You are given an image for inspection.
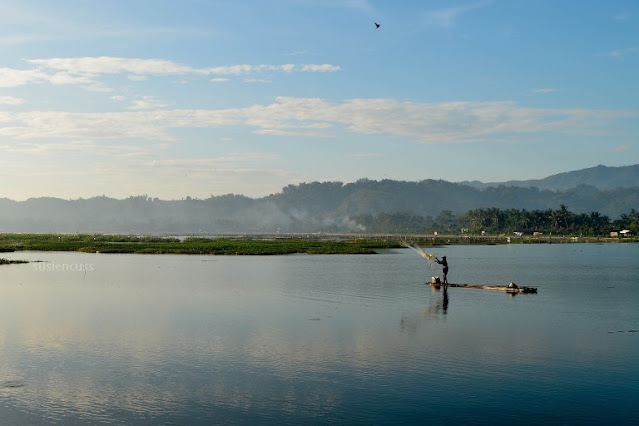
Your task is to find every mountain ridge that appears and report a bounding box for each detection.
[1,165,637,233]
[460,164,639,191]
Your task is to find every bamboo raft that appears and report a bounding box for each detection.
[427,282,538,294]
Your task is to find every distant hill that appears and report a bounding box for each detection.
[461,164,639,191]
[1,170,638,233]
[266,179,639,223]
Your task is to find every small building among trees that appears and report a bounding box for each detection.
[611,229,633,237]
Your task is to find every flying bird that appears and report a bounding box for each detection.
[375,22,380,29]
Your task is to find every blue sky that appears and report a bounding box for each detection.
[1,0,637,200]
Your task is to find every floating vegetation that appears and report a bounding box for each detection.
[0,258,29,265]
[0,233,402,255]
[0,379,26,389]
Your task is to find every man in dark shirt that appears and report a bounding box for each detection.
[434,256,449,284]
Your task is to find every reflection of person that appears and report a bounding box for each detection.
[442,285,449,314]
[434,256,448,284]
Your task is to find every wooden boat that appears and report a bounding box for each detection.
[427,282,538,294]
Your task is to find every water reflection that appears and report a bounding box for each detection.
[426,284,450,316]
[0,246,638,424]
[400,284,451,333]
[442,286,449,314]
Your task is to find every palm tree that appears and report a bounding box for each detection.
[550,205,571,234]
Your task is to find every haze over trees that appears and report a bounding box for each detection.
[1,164,638,235]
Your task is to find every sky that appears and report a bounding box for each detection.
[1,0,638,200]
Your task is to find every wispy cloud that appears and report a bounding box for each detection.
[0,1,217,46]
[301,64,341,72]
[0,66,110,91]
[128,96,169,111]
[530,88,558,94]
[610,47,639,60]
[244,78,272,84]
[145,154,275,169]
[27,57,340,76]
[0,57,341,91]
[254,128,327,137]
[27,57,208,76]
[0,96,24,105]
[0,140,150,157]
[1,97,634,144]
[423,1,491,28]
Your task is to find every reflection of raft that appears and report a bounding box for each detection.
[427,283,538,294]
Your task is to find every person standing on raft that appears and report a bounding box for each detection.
[434,256,449,285]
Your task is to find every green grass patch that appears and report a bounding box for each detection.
[0,233,402,255]
[0,258,29,265]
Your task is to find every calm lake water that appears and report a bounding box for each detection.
[1,244,638,425]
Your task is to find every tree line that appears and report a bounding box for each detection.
[352,206,639,236]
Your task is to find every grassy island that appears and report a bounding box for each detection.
[0,233,635,256]
[0,233,403,255]
[0,258,29,265]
